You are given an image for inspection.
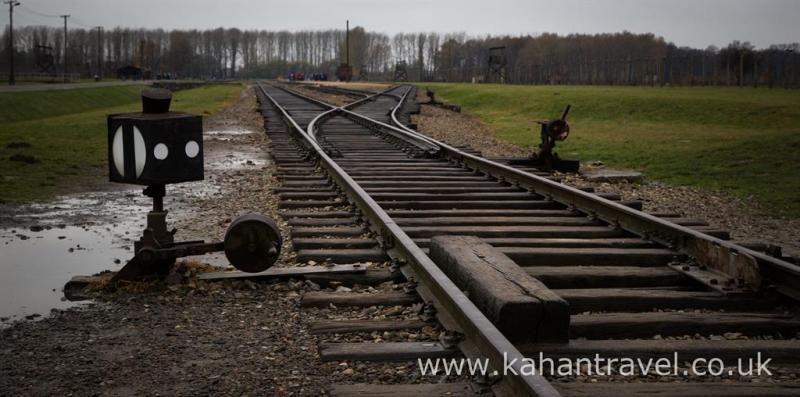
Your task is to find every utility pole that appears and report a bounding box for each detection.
[739,49,744,87]
[345,20,349,67]
[60,14,70,81]
[5,0,20,85]
[95,26,103,79]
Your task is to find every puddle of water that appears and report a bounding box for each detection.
[0,223,137,325]
[0,187,179,324]
[0,182,234,325]
[2,189,150,227]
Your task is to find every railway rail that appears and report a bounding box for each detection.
[254,81,800,396]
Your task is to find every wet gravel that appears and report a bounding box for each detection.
[0,279,445,396]
[412,92,529,158]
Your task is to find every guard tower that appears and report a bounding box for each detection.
[35,45,56,76]
[486,46,507,83]
[393,61,408,81]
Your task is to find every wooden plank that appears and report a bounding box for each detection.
[386,209,576,218]
[330,383,486,397]
[296,248,390,263]
[571,311,800,339]
[197,265,366,281]
[290,227,366,237]
[402,226,627,239]
[502,247,677,267]
[353,175,489,182]
[301,291,421,308]
[279,210,353,218]
[273,186,333,192]
[365,186,520,193]
[555,288,770,313]
[377,200,561,210]
[557,382,800,397]
[309,318,428,334]
[527,266,686,288]
[292,238,377,250]
[522,339,800,362]
[413,237,655,249]
[394,216,599,227]
[482,237,656,248]
[305,269,401,287]
[429,235,569,343]
[280,192,339,199]
[319,342,459,361]
[279,200,344,209]
[288,218,355,226]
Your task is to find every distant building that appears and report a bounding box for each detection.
[117,65,143,80]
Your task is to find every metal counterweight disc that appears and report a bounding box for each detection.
[223,214,282,273]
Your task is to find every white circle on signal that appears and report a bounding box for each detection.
[112,126,125,177]
[184,140,200,158]
[133,126,146,177]
[153,143,169,160]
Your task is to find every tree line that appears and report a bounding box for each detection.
[1,25,798,87]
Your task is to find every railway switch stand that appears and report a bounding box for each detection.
[422,88,461,112]
[510,104,579,172]
[425,87,438,104]
[107,89,282,282]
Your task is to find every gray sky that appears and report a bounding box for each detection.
[9,0,800,49]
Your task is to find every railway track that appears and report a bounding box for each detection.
[254,82,800,396]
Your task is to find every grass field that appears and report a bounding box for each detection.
[0,83,242,203]
[421,83,800,217]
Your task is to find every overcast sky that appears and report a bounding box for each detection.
[8,0,800,49]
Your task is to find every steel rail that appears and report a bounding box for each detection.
[385,85,800,299]
[277,84,440,155]
[257,81,560,397]
[390,85,442,148]
[282,83,402,110]
[295,82,378,98]
[342,85,401,109]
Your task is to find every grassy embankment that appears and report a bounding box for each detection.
[421,83,800,217]
[0,83,242,203]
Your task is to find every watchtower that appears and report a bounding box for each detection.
[393,61,408,81]
[35,45,56,76]
[487,46,507,83]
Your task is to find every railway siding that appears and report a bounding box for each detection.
[257,82,800,396]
